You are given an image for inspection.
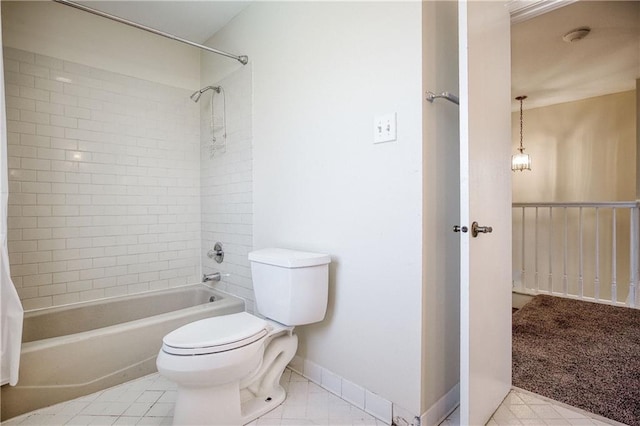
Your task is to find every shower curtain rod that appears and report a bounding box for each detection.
[52,0,249,65]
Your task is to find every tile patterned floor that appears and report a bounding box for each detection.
[443,388,624,426]
[1,369,386,426]
[2,371,625,426]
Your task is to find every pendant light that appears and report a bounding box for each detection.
[511,95,531,172]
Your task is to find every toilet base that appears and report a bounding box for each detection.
[239,332,298,424]
[240,385,286,424]
[172,381,288,425]
[168,331,298,425]
[173,381,242,426]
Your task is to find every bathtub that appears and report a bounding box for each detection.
[0,284,244,421]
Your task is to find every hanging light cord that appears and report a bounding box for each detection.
[511,95,530,172]
[516,95,527,153]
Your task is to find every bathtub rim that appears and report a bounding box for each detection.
[21,284,245,349]
[23,282,225,316]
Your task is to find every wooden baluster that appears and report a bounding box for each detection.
[535,207,539,293]
[521,207,526,292]
[595,207,600,301]
[578,207,583,298]
[548,206,553,294]
[628,206,638,308]
[563,207,568,296]
[612,208,617,304]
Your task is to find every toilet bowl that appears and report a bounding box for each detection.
[156,248,330,426]
[157,312,296,425]
[158,312,270,387]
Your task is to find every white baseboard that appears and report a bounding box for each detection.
[290,356,459,426]
[420,382,459,426]
[289,355,402,425]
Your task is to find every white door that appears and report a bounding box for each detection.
[459,1,513,425]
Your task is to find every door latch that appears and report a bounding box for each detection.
[471,221,493,238]
[453,225,468,233]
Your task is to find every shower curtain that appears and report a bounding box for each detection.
[0,2,24,386]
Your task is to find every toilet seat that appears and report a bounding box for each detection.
[162,312,270,356]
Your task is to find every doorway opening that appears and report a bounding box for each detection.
[510,2,640,424]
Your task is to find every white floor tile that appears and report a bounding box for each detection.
[440,389,624,426]
[553,406,589,420]
[508,404,538,419]
[566,419,600,426]
[3,372,627,426]
[135,391,163,404]
[519,420,546,425]
[122,402,154,417]
[1,368,391,426]
[529,405,563,419]
[543,419,572,425]
[112,417,141,425]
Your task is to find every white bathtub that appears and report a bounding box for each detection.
[0,284,244,421]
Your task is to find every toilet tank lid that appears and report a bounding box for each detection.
[249,248,331,268]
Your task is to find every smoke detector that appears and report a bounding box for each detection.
[562,27,591,43]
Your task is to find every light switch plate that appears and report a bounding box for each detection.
[373,113,397,144]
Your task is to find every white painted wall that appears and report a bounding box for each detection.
[1,1,199,89]
[512,91,636,203]
[512,91,637,304]
[202,1,424,415]
[421,0,461,417]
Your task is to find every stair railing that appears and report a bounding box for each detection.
[512,201,640,308]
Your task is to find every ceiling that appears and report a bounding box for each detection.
[75,1,250,44]
[511,1,640,110]
[74,1,638,111]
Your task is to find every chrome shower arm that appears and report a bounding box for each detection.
[190,86,221,103]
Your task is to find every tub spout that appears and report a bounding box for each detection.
[202,272,230,283]
[203,273,221,282]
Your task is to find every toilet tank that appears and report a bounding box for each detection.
[248,248,331,326]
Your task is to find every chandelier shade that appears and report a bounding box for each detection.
[511,148,531,171]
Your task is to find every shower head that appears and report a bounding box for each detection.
[190,85,221,103]
[190,90,203,103]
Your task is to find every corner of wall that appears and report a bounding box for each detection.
[199,63,255,308]
[420,382,459,426]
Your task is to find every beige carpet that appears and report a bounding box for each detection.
[512,295,640,426]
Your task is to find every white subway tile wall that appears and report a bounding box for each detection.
[4,47,203,310]
[199,66,255,310]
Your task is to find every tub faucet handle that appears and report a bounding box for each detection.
[207,242,224,264]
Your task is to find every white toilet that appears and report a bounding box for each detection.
[156,248,331,425]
